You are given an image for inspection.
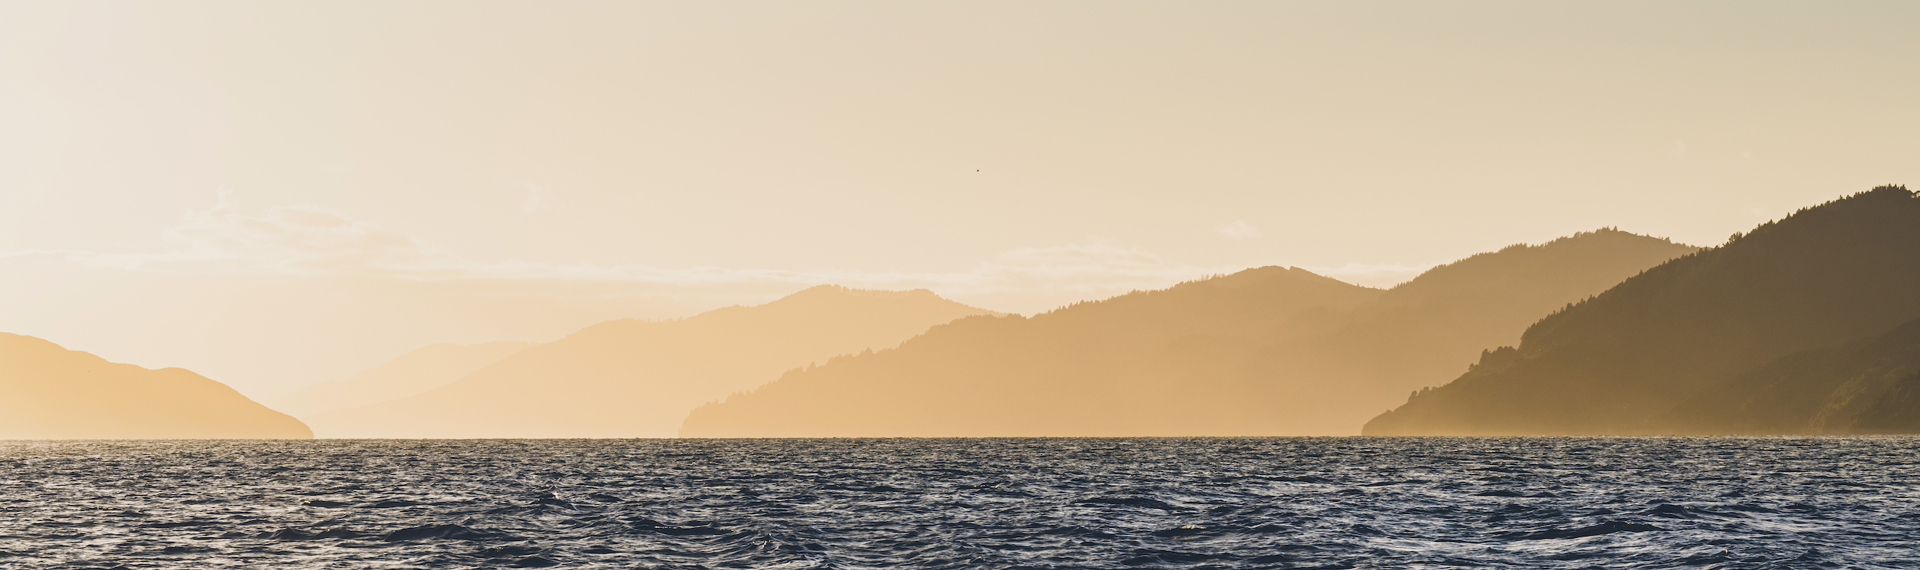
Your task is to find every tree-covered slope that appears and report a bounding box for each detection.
[1664,317,1920,434]
[683,228,1694,437]
[1240,228,1697,431]
[1366,186,1920,435]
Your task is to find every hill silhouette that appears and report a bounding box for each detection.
[0,333,312,439]
[1365,186,1920,435]
[681,230,1692,437]
[268,341,530,418]
[1238,229,1699,432]
[1664,316,1920,434]
[682,267,1379,437]
[305,286,994,438]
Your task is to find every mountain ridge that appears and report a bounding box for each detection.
[1365,185,1920,435]
[305,285,996,438]
[0,333,312,439]
[681,266,1385,437]
[680,229,1695,437]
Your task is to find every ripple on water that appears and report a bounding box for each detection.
[1,437,1917,568]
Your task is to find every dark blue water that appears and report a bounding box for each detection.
[2,438,1916,569]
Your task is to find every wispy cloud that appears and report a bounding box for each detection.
[1217,219,1263,240]
[452,238,1232,300]
[70,191,464,275]
[522,185,550,214]
[16,199,1254,302]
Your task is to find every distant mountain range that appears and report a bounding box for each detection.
[680,229,1695,437]
[0,333,311,439]
[268,341,531,418]
[304,286,995,438]
[1366,186,1920,435]
[1236,228,1701,433]
[14,187,1909,439]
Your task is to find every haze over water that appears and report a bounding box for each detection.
[4,2,1917,396]
[5,2,1920,568]
[5,438,1916,568]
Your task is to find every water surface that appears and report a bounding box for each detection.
[2,438,1915,568]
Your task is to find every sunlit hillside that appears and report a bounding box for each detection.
[680,229,1693,437]
[305,286,995,437]
[0,333,311,439]
[1367,186,1920,435]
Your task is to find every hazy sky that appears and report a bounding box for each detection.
[3,1,1917,395]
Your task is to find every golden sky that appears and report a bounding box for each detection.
[2,1,1916,395]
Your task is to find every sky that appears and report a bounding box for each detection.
[2,1,1917,396]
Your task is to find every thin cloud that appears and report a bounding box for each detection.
[523,185,550,214]
[73,193,462,275]
[1301,262,1436,288]
[1218,220,1263,240]
[27,200,1247,300]
[4,199,1458,314]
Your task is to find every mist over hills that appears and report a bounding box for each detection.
[682,267,1378,437]
[269,341,531,418]
[1366,186,1920,435]
[1667,317,1920,434]
[680,229,1694,437]
[0,333,311,439]
[1239,229,1700,431]
[304,286,994,438]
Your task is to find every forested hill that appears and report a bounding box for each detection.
[1232,228,1697,432]
[1366,186,1920,435]
[1663,316,1920,434]
[681,266,1384,437]
[680,228,1693,437]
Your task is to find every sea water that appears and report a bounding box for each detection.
[2,437,1915,568]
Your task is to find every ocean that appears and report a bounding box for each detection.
[2,437,1915,568]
